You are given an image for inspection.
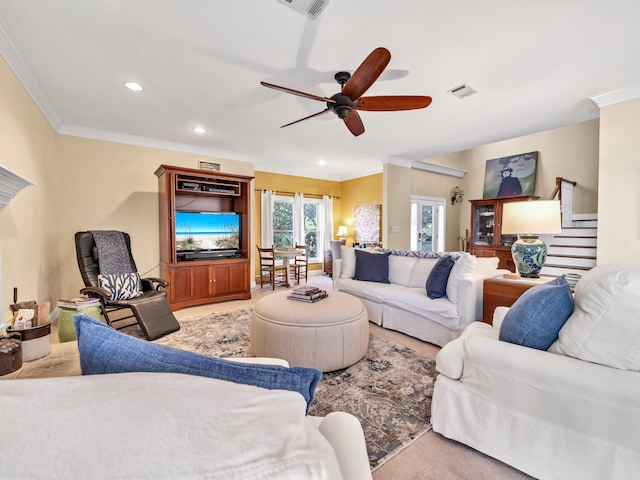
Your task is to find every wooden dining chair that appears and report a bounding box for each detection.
[256,245,286,290]
[292,244,309,285]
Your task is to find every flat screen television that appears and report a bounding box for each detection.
[175,211,241,261]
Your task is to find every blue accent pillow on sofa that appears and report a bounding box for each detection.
[73,315,322,411]
[426,255,456,299]
[499,276,574,350]
[354,249,391,283]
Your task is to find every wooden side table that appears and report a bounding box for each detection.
[483,276,555,324]
[324,249,333,276]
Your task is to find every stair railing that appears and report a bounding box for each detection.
[551,177,577,228]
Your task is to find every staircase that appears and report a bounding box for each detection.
[541,214,597,278]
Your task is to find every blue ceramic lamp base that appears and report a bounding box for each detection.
[511,235,547,278]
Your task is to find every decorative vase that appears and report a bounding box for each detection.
[510,235,547,278]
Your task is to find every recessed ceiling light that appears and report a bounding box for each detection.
[193,127,206,134]
[318,159,327,166]
[124,82,143,91]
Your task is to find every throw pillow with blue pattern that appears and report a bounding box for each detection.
[98,272,143,300]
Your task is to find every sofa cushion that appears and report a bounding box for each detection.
[408,257,438,288]
[98,272,143,300]
[446,253,477,304]
[426,255,456,299]
[339,245,356,279]
[549,264,640,371]
[476,256,500,273]
[499,276,574,350]
[354,249,391,283]
[388,255,418,286]
[0,372,344,480]
[74,314,322,411]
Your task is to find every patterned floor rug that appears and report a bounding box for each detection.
[123,308,436,469]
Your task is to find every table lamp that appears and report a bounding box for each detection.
[501,200,562,278]
[336,225,348,239]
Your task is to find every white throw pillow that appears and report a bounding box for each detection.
[445,253,477,304]
[340,246,357,279]
[476,256,500,273]
[388,255,417,286]
[408,258,437,288]
[548,264,640,371]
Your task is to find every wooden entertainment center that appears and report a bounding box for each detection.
[155,165,254,310]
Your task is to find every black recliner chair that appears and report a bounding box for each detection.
[75,231,180,340]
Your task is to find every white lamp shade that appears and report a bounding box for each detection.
[501,200,562,235]
[336,225,348,238]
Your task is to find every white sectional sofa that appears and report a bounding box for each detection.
[432,264,640,480]
[333,248,507,347]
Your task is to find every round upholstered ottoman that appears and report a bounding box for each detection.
[250,291,369,372]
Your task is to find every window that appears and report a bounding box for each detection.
[273,196,322,262]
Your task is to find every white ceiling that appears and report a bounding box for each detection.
[1,1,639,181]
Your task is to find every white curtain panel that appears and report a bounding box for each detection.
[293,193,305,246]
[322,195,334,253]
[261,190,274,248]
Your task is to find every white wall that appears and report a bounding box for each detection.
[596,97,640,267]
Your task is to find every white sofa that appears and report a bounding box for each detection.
[1,347,372,480]
[432,264,640,480]
[333,248,508,346]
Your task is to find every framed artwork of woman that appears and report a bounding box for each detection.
[483,151,538,198]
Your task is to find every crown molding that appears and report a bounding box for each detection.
[0,19,62,129]
[386,155,466,177]
[589,84,640,108]
[57,124,263,163]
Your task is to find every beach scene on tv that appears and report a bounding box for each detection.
[175,212,240,251]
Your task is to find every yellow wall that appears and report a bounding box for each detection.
[597,97,640,267]
[338,173,383,246]
[253,171,341,275]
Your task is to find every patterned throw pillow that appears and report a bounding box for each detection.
[98,272,143,300]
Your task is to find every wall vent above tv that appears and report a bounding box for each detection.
[278,0,329,19]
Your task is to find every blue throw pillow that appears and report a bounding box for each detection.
[499,276,574,350]
[426,255,456,299]
[73,315,322,412]
[354,249,391,283]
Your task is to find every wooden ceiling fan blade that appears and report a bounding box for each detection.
[357,96,433,111]
[343,110,365,136]
[261,81,336,104]
[342,47,391,101]
[281,109,331,128]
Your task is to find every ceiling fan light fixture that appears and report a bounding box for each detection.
[277,0,329,19]
[448,83,477,99]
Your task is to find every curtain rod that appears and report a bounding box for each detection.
[254,189,340,200]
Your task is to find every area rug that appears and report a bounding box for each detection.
[123,308,436,469]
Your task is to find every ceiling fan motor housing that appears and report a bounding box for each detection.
[328,93,357,118]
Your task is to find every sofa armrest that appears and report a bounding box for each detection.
[310,412,372,480]
[456,269,510,327]
[332,259,343,289]
[460,335,640,450]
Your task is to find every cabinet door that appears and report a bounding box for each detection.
[473,202,496,247]
[168,264,211,304]
[211,262,249,297]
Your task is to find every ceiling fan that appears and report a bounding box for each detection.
[260,47,432,136]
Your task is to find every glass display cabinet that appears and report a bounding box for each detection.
[469,195,538,271]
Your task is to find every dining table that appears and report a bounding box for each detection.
[273,248,304,288]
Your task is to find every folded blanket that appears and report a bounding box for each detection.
[90,230,133,275]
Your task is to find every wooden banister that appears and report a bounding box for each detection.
[551,177,577,200]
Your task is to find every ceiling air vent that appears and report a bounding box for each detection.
[278,0,329,19]
[448,83,477,99]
